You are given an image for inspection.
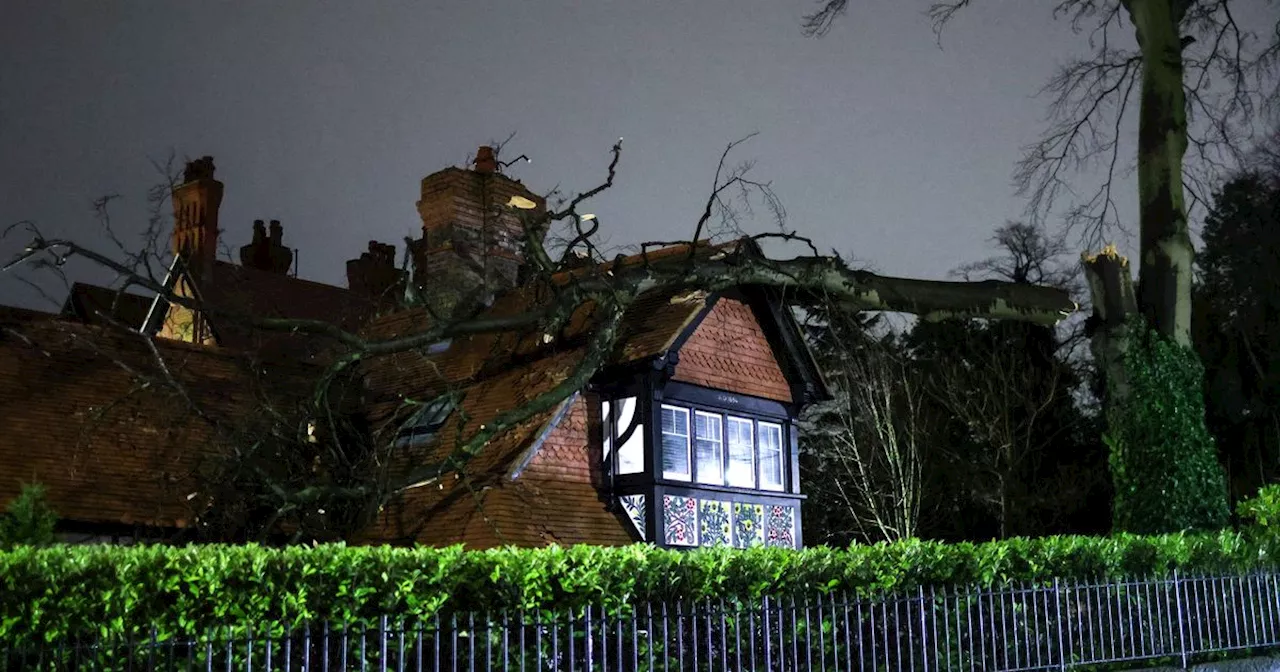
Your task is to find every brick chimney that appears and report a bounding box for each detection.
[239,219,295,274]
[408,146,546,315]
[171,156,224,281]
[346,240,406,300]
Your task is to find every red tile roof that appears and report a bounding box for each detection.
[199,260,384,353]
[0,317,322,530]
[60,282,154,329]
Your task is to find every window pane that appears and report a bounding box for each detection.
[615,397,644,474]
[695,411,724,485]
[758,422,784,490]
[601,399,613,464]
[726,417,755,488]
[661,405,690,480]
[393,397,456,448]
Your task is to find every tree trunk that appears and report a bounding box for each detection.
[1125,0,1195,347]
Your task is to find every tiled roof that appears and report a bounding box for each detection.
[0,317,321,530]
[199,260,384,352]
[60,282,154,329]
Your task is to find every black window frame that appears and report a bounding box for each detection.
[654,385,797,495]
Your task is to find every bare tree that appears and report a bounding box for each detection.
[802,312,930,543]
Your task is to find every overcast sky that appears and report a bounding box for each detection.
[1,1,1272,312]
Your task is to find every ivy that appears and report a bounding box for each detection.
[1105,316,1230,534]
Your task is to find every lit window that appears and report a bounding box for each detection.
[695,411,724,485]
[758,421,784,491]
[394,396,456,448]
[661,405,691,481]
[603,396,644,475]
[726,417,755,488]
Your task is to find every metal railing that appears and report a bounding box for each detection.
[8,571,1280,671]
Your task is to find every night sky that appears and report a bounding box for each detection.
[2,2,1270,312]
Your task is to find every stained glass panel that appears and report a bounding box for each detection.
[765,504,796,548]
[620,494,646,541]
[663,494,698,546]
[732,502,764,548]
[698,499,731,547]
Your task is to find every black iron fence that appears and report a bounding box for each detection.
[8,571,1280,671]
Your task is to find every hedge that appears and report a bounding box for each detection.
[1,531,1277,648]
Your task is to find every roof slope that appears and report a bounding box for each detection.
[0,317,321,530]
[199,260,383,351]
[60,283,154,329]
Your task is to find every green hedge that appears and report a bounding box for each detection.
[1,532,1277,648]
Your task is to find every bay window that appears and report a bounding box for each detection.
[611,388,803,550]
[658,402,789,491]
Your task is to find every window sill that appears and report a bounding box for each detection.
[653,479,805,500]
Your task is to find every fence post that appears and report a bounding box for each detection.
[1173,569,1188,669]
[763,595,773,672]
[379,615,389,672]
[918,586,930,672]
[1054,578,1066,671]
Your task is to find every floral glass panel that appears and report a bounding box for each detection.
[620,494,646,541]
[765,504,796,548]
[698,499,731,547]
[663,494,698,546]
[732,502,764,548]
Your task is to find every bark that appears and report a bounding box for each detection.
[1125,0,1195,347]
[1083,245,1139,404]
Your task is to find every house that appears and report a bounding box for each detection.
[0,148,828,550]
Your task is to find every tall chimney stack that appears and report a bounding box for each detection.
[409,145,546,316]
[171,156,224,281]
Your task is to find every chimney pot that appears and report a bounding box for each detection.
[474,146,497,174]
[239,218,293,274]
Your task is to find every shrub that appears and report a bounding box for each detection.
[0,482,58,549]
[1239,484,1280,528]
